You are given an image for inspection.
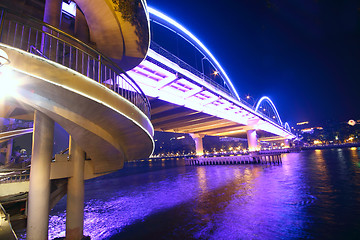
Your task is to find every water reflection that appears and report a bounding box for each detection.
[16,149,360,239]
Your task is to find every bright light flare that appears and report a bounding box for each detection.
[0,49,10,66]
[0,66,18,99]
[348,120,356,126]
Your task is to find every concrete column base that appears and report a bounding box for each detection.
[66,136,85,240]
[284,139,290,148]
[247,129,259,152]
[190,134,205,156]
[27,110,54,240]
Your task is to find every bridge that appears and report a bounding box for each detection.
[0,1,295,239]
[127,7,295,154]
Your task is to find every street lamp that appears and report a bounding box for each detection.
[245,94,256,107]
[201,56,207,79]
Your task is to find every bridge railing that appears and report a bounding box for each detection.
[150,42,286,126]
[150,41,235,98]
[0,7,151,118]
[0,171,30,184]
[149,41,290,132]
[0,121,33,133]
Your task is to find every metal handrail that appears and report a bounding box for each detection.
[0,6,150,118]
[0,121,33,133]
[149,41,287,129]
[0,173,30,183]
[150,41,235,98]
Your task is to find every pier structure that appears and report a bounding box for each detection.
[185,153,282,166]
[190,134,205,156]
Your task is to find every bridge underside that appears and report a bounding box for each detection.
[128,49,295,141]
[150,98,277,139]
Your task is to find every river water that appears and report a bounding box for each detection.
[36,148,360,239]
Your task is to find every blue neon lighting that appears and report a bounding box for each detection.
[147,7,241,101]
[284,122,291,132]
[255,96,283,126]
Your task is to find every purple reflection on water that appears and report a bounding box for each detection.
[22,149,360,239]
[45,155,312,240]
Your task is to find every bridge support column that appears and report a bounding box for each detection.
[42,0,62,55]
[247,130,259,152]
[43,0,62,27]
[190,134,204,156]
[5,119,15,165]
[284,139,290,148]
[66,136,86,240]
[5,138,13,165]
[27,110,54,240]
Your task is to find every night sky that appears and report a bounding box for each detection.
[147,0,360,126]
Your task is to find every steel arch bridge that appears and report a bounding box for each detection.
[127,7,295,141]
[255,96,283,126]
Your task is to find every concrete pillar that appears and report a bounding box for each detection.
[42,0,62,56]
[284,139,290,148]
[43,0,62,27]
[0,118,5,164]
[5,119,15,165]
[5,139,13,165]
[247,129,259,152]
[190,134,204,156]
[27,110,54,240]
[66,136,85,240]
[75,7,90,43]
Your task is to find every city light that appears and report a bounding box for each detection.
[301,128,314,133]
[348,120,356,126]
[212,70,219,76]
[297,121,309,125]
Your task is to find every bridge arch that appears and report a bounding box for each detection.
[284,122,291,132]
[147,7,240,101]
[255,96,283,126]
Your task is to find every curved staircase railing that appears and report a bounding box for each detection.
[0,6,151,118]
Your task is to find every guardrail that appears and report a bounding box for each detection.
[150,41,235,98]
[0,6,150,118]
[150,41,290,131]
[0,121,33,133]
[0,172,30,184]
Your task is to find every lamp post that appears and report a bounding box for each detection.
[245,95,256,108]
[201,56,207,79]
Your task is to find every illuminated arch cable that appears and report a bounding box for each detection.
[255,96,283,126]
[284,122,291,132]
[147,7,241,101]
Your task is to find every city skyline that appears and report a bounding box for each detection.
[148,0,360,125]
